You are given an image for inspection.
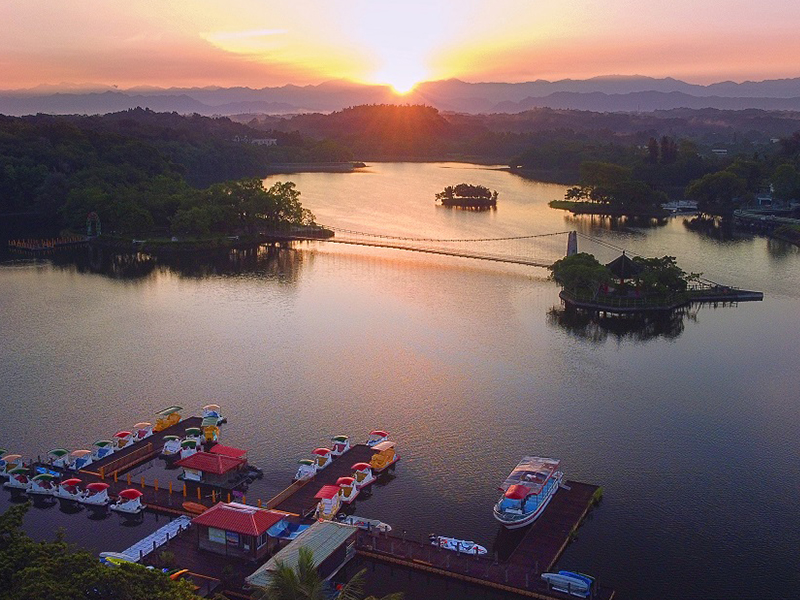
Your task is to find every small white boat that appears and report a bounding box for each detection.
[313,485,342,520]
[1,454,23,477]
[68,449,93,470]
[27,473,58,496]
[3,468,30,492]
[55,478,85,503]
[366,430,389,447]
[429,535,487,555]
[183,427,203,445]
[351,462,376,489]
[92,440,115,461]
[132,422,153,441]
[294,458,317,481]
[330,435,350,457]
[541,571,595,597]
[336,514,391,533]
[179,439,199,459]
[47,448,71,468]
[81,482,110,506]
[161,435,181,458]
[336,476,359,503]
[111,488,145,515]
[113,430,133,450]
[312,448,333,470]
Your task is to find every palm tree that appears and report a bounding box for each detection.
[254,547,402,600]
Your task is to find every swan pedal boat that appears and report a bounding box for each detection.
[111,488,145,515]
[429,534,487,555]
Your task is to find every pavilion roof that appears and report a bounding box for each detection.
[606,253,643,279]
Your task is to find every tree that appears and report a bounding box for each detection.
[771,164,800,202]
[0,504,196,600]
[632,256,698,295]
[254,546,402,600]
[685,171,746,214]
[549,253,612,296]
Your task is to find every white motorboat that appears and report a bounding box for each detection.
[336,514,391,533]
[429,535,487,555]
[331,435,350,457]
[336,476,359,503]
[110,488,145,515]
[294,459,317,481]
[493,456,563,529]
[351,462,376,489]
[541,571,595,597]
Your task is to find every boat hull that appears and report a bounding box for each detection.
[494,472,562,529]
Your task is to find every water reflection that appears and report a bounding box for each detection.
[681,215,742,242]
[44,244,308,283]
[547,305,695,342]
[562,213,669,231]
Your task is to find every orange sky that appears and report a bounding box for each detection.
[2,0,799,91]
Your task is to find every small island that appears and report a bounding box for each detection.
[435,184,498,208]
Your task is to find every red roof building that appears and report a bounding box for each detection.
[208,444,248,459]
[176,451,247,487]
[192,502,284,560]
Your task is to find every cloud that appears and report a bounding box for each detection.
[204,28,286,42]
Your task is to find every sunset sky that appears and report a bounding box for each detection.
[2,0,799,92]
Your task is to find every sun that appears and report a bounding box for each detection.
[375,62,427,95]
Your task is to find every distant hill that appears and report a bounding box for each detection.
[4,76,800,116]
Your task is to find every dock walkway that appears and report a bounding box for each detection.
[271,444,376,517]
[121,515,192,561]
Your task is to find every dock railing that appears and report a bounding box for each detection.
[86,443,156,479]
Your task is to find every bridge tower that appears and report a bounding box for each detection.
[566,231,578,256]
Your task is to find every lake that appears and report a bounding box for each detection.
[2,162,799,599]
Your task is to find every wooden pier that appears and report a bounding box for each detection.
[8,236,87,253]
[268,444,377,517]
[354,481,612,600]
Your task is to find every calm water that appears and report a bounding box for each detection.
[2,163,800,599]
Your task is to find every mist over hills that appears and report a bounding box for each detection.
[3,76,800,116]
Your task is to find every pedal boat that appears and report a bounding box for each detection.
[153,406,182,432]
[313,485,341,520]
[111,488,145,515]
[336,514,391,533]
[429,534,487,555]
[179,439,199,459]
[0,454,23,478]
[369,441,398,473]
[331,435,350,457]
[493,456,563,529]
[184,427,204,445]
[201,417,220,443]
[202,404,226,425]
[92,440,115,461]
[55,478,85,504]
[294,459,317,481]
[47,448,71,468]
[67,449,93,471]
[351,463,376,489]
[312,448,333,470]
[113,431,134,450]
[161,435,182,458]
[133,422,153,441]
[81,482,111,506]
[366,430,389,447]
[3,468,30,494]
[337,476,359,503]
[27,473,57,496]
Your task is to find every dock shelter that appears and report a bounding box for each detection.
[246,521,358,589]
[175,451,247,487]
[192,502,284,561]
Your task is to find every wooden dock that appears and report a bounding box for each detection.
[269,444,377,517]
[8,236,87,253]
[355,481,612,600]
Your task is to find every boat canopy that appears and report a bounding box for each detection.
[32,473,57,481]
[86,482,110,492]
[118,489,144,500]
[332,435,348,442]
[369,430,389,437]
[185,427,202,436]
[203,404,220,411]
[352,462,371,470]
[163,435,180,441]
[133,422,152,429]
[70,450,92,457]
[314,485,340,500]
[48,448,69,457]
[181,440,198,448]
[372,441,396,452]
[298,459,315,466]
[8,467,28,475]
[499,457,560,496]
[93,440,113,447]
[337,477,355,486]
[312,448,331,455]
[201,417,219,428]
[114,431,132,438]
[2,454,22,462]
[61,478,82,486]
[505,484,531,500]
[156,406,182,417]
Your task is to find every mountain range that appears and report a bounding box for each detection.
[4,76,800,116]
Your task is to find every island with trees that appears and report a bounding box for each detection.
[435,183,498,208]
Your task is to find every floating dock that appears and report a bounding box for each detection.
[121,515,192,561]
